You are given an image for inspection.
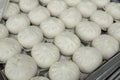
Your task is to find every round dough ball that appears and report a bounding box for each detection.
[10,0,19,2]
[105,2,120,19]
[19,0,39,13]
[77,0,97,17]
[49,61,80,80]
[60,7,82,28]
[0,38,22,62]
[28,6,50,25]
[5,54,37,80]
[47,0,67,17]
[90,10,113,30]
[31,76,49,80]
[3,3,20,19]
[92,35,119,59]
[108,22,120,42]
[64,0,81,6]
[39,0,51,5]
[40,17,65,38]
[76,21,101,41]
[6,14,30,34]
[54,31,81,56]
[91,0,110,8]
[17,26,43,48]
[0,24,9,39]
[32,43,60,68]
[73,47,102,73]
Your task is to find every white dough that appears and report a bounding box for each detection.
[6,14,30,34]
[0,24,9,39]
[40,17,65,38]
[64,0,81,6]
[77,0,97,17]
[73,47,102,73]
[105,2,120,19]
[17,26,43,48]
[92,35,119,59]
[39,0,51,5]
[60,55,71,61]
[90,10,113,30]
[65,28,75,33]
[3,3,20,19]
[47,0,67,17]
[108,22,120,42]
[49,61,80,80]
[0,38,22,62]
[5,54,37,80]
[28,6,50,25]
[60,7,82,28]
[54,31,81,56]
[76,21,101,41]
[19,0,39,13]
[31,76,49,80]
[32,43,60,68]
[10,0,19,2]
[91,0,110,8]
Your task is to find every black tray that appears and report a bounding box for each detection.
[86,52,120,80]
